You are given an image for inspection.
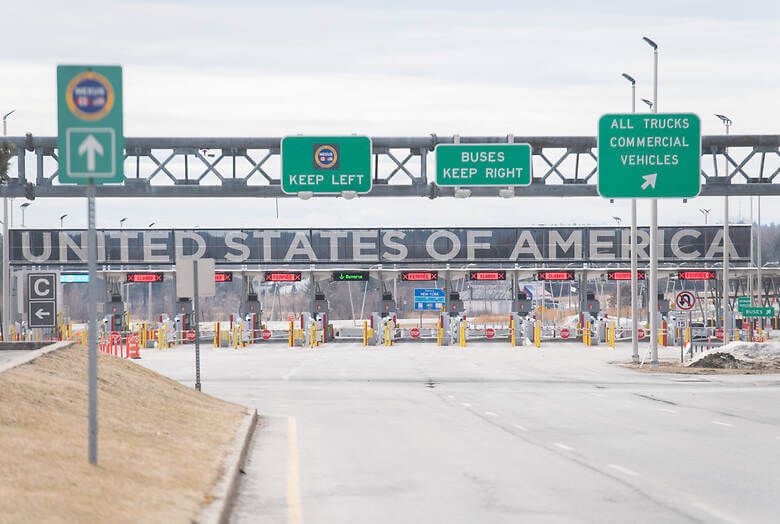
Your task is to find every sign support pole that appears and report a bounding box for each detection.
[87,179,98,465]
[631,200,639,361]
[649,39,659,367]
[2,196,8,341]
[193,261,201,392]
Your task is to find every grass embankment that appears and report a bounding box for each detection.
[0,345,245,523]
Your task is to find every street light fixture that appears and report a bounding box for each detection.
[612,216,622,226]
[2,109,15,135]
[60,214,68,229]
[148,222,155,228]
[699,208,711,224]
[641,98,654,111]
[20,202,30,227]
[120,217,127,229]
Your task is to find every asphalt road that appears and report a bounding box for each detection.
[139,339,780,524]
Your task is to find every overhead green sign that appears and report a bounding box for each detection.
[740,306,773,317]
[435,144,532,187]
[597,113,700,198]
[57,65,124,185]
[281,136,371,194]
[737,297,751,307]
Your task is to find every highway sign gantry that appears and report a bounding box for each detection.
[27,273,57,328]
[57,65,124,185]
[435,144,532,187]
[597,113,701,198]
[281,136,372,194]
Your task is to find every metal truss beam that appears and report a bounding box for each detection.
[1,134,778,198]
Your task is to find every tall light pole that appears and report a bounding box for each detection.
[2,109,15,341]
[643,35,659,366]
[20,202,30,227]
[715,114,731,342]
[622,72,640,362]
[60,214,68,229]
[147,222,155,321]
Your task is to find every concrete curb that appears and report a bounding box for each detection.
[0,341,75,375]
[197,407,259,524]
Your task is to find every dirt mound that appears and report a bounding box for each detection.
[688,352,756,369]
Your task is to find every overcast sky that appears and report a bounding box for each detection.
[2,0,778,230]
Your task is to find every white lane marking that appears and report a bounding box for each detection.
[711,420,734,427]
[484,411,499,417]
[690,502,740,524]
[610,464,639,476]
[446,394,455,400]
[553,442,574,451]
[591,392,604,398]
[282,367,298,381]
[461,402,472,408]
[659,408,677,414]
[514,424,529,432]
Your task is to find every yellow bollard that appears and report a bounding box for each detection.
[363,321,368,347]
[586,321,591,347]
[460,323,466,347]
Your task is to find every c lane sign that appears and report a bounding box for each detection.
[57,65,124,185]
[597,113,701,198]
[27,273,57,328]
[281,136,372,194]
[435,144,532,187]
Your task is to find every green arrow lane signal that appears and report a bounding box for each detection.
[57,65,124,185]
[597,113,701,198]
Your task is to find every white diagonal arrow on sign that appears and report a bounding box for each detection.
[641,173,657,190]
[78,134,104,172]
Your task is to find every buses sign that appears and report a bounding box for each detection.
[435,144,532,187]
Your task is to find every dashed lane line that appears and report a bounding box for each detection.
[609,464,639,477]
[460,402,472,408]
[484,411,499,417]
[711,420,734,427]
[514,424,529,432]
[553,442,574,451]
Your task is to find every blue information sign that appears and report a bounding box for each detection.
[414,288,445,311]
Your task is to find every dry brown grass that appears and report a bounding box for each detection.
[0,345,245,523]
[619,361,780,375]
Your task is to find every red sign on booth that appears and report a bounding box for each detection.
[186,330,196,342]
[560,328,570,339]
[485,328,495,338]
[715,328,724,339]
[410,327,420,338]
[637,328,645,338]
[262,329,272,340]
[110,332,121,343]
